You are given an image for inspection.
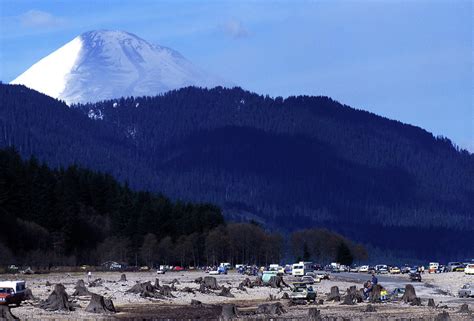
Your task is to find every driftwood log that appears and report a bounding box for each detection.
[72,279,90,296]
[326,286,340,302]
[0,305,18,320]
[88,278,103,287]
[39,284,74,311]
[85,293,116,313]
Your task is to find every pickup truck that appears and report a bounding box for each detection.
[0,281,26,306]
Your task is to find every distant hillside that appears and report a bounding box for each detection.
[1,84,472,261]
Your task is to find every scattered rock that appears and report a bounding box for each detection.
[327,286,340,302]
[39,284,74,311]
[85,293,116,313]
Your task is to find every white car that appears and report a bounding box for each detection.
[209,270,219,275]
[465,264,474,275]
[358,265,369,273]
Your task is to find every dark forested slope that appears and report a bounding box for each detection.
[1,84,472,261]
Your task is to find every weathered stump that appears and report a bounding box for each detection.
[220,304,237,320]
[342,286,363,305]
[203,276,219,290]
[39,284,74,311]
[435,311,451,321]
[327,286,340,302]
[45,281,51,286]
[191,299,202,306]
[159,285,175,297]
[369,284,383,303]
[281,292,289,299]
[256,302,285,315]
[410,297,422,306]
[364,304,377,312]
[457,303,471,314]
[218,286,235,298]
[72,279,90,296]
[194,277,203,284]
[0,305,18,320]
[154,278,160,288]
[89,278,102,287]
[401,284,418,304]
[85,293,116,313]
[199,283,210,294]
[428,298,436,308]
[126,281,154,294]
[119,274,127,282]
[308,307,321,320]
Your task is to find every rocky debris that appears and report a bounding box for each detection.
[341,285,364,305]
[220,304,237,320]
[457,303,471,314]
[428,298,436,308]
[0,305,18,320]
[256,302,285,315]
[435,311,451,321]
[401,284,419,305]
[308,307,321,320]
[119,274,127,282]
[39,284,75,311]
[85,293,116,313]
[218,286,234,298]
[364,304,377,312]
[72,279,90,296]
[326,286,340,302]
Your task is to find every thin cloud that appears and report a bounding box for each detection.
[19,10,65,28]
[220,19,249,39]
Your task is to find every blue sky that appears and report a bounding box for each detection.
[0,0,472,150]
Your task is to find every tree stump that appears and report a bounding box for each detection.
[45,281,51,286]
[72,279,90,296]
[327,286,340,302]
[435,311,451,321]
[126,281,154,294]
[199,283,210,294]
[457,303,470,314]
[85,293,116,313]
[256,302,286,315]
[0,305,18,320]
[194,277,203,284]
[89,278,102,287]
[364,304,377,312]
[171,278,180,285]
[23,288,36,301]
[203,276,219,290]
[369,284,383,303]
[39,284,74,311]
[410,297,422,306]
[181,287,195,294]
[220,304,237,320]
[159,285,175,297]
[218,286,234,298]
[281,292,289,299]
[342,286,362,305]
[401,284,418,304]
[191,299,202,306]
[119,274,127,282]
[428,298,436,308]
[308,307,321,320]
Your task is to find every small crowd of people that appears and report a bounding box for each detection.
[363,272,388,301]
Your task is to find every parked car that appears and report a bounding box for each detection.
[464,264,474,275]
[376,265,389,274]
[458,283,473,298]
[173,266,184,271]
[401,265,410,274]
[358,265,369,273]
[409,272,422,282]
[437,265,447,273]
[389,266,401,274]
[300,276,316,284]
[368,266,376,274]
[0,281,26,306]
[428,262,439,273]
[409,266,419,274]
[447,262,463,272]
[349,265,359,273]
[316,272,330,280]
[289,282,316,302]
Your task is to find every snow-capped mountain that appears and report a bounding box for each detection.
[10,30,227,104]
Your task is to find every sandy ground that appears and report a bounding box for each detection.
[2,271,473,320]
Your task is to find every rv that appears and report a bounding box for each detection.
[429,262,439,273]
[0,281,26,306]
[292,262,314,276]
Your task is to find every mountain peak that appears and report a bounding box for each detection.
[10,30,225,104]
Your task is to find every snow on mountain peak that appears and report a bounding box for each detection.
[10,30,227,104]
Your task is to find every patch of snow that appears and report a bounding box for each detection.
[87,109,103,120]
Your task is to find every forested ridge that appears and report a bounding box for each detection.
[1,84,472,261]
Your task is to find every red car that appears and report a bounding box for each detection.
[173,266,184,271]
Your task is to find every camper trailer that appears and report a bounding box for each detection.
[0,281,26,306]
